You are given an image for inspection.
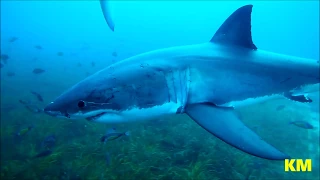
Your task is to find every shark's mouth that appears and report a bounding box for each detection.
[86,112,107,121]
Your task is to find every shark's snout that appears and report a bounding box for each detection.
[44,101,73,119]
[44,102,60,117]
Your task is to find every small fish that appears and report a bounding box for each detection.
[30,91,44,102]
[15,125,34,136]
[34,149,52,158]
[289,121,314,129]
[77,62,82,67]
[112,51,117,57]
[57,52,64,56]
[100,127,130,143]
[91,61,95,67]
[6,72,15,77]
[276,105,285,111]
[1,63,3,68]
[24,104,43,113]
[40,135,56,149]
[1,54,9,64]
[32,68,45,74]
[284,91,312,103]
[9,37,18,43]
[34,45,42,50]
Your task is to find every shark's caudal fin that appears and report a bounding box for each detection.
[186,103,290,160]
[100,0,115,32]
[210,5,257,50]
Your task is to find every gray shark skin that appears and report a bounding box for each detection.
[44,5,319,160]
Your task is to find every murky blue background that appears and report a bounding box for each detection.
[1,1,319,179]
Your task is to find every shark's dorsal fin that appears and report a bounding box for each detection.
[210,5,257,50]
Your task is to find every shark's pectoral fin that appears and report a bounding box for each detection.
[185,103,290,160]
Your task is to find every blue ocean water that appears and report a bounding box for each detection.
[1,1,319,179]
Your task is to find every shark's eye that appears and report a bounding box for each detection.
[78,100,86,108]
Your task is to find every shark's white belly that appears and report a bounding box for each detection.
[220,94,285,109]
[92,102,181,123]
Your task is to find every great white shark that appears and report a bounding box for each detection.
[44,5,319,160]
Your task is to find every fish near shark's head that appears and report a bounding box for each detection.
[44,61,184,123]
